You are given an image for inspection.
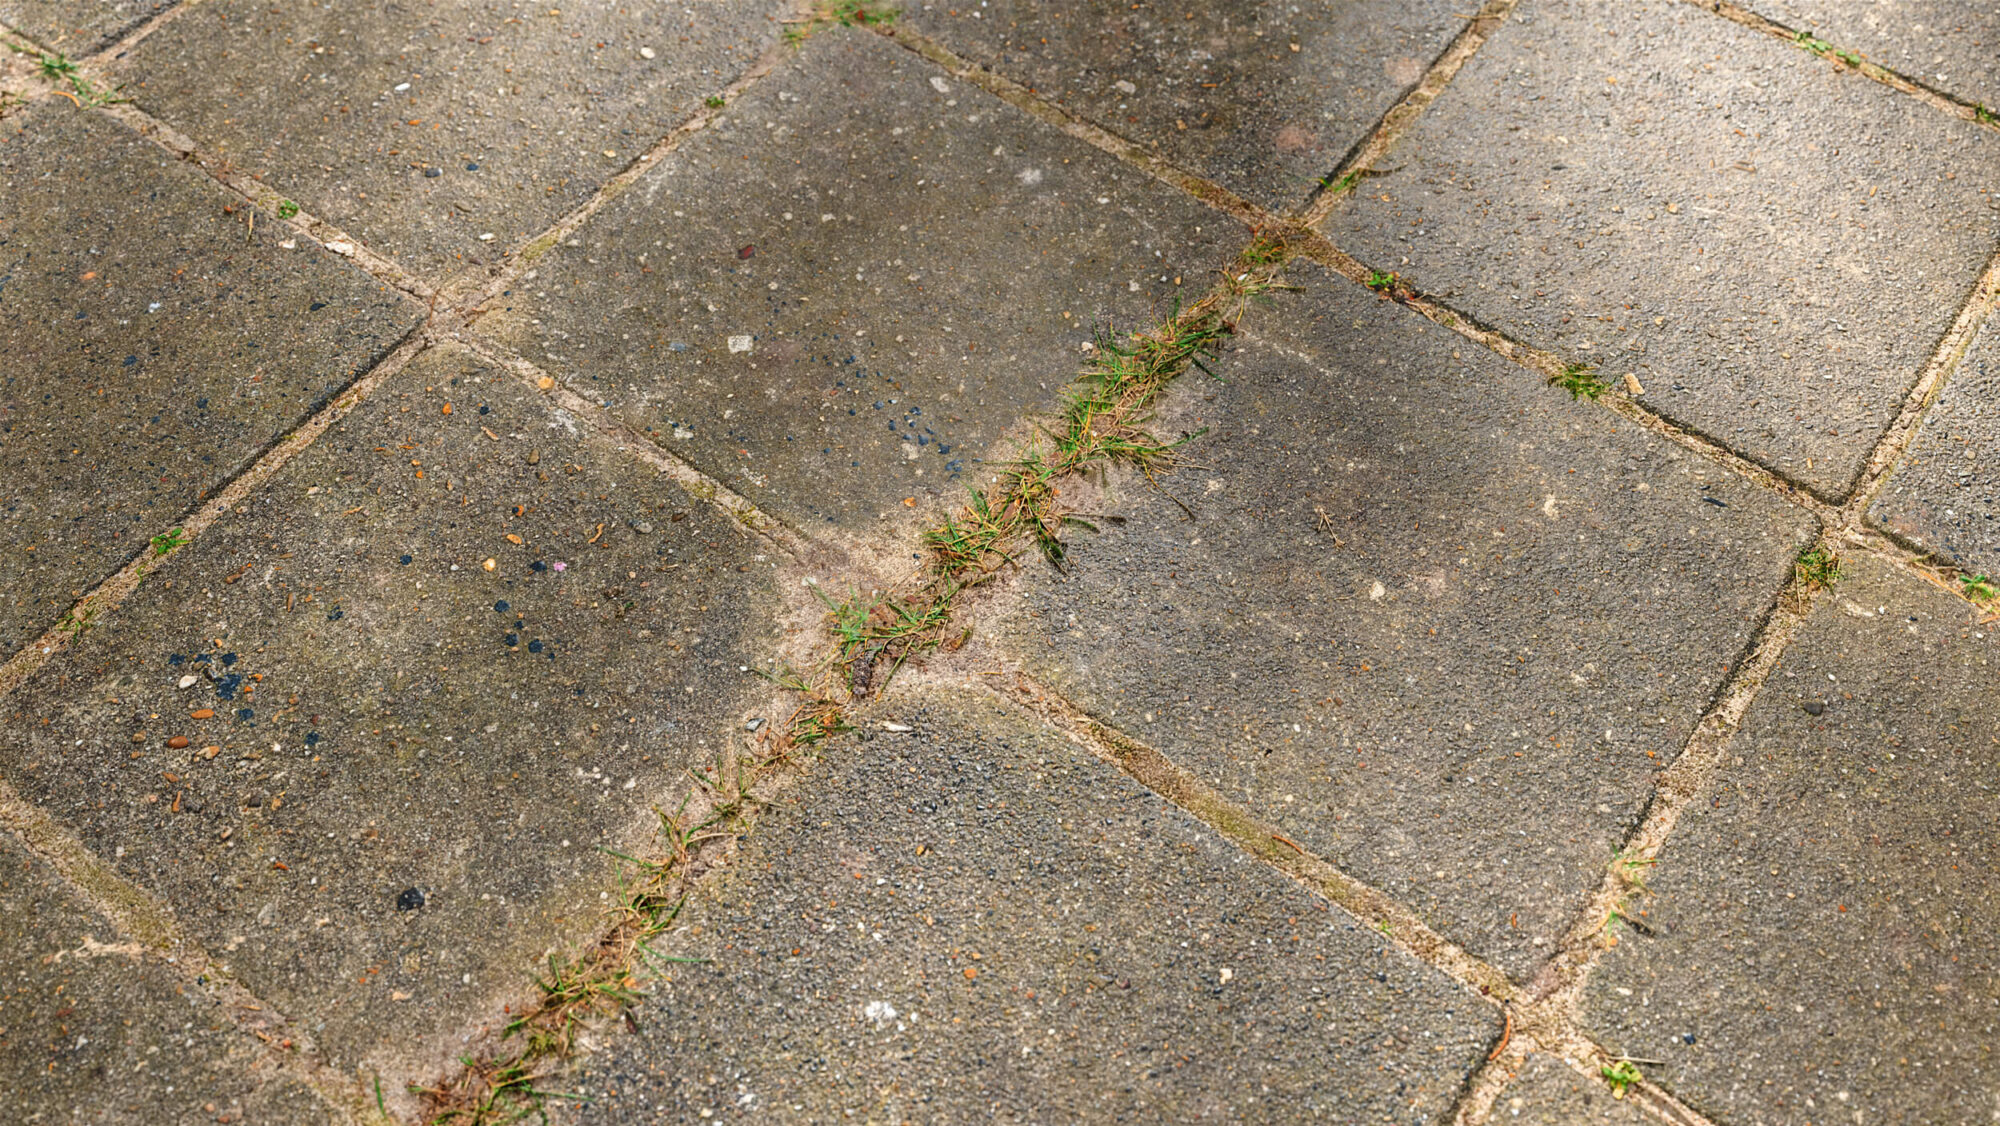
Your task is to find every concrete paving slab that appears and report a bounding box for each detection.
[113,0,787,278]
[1584,553,2000,1124]
[477,29,1240,533]
[1753,1,2000,113]
[0,832,331,1125]
[1869,322,2000,574]
[0,343,781,1078]
[0,0,163,53]
[992,261,1814,979]
[1491,1054,1651,1125]
[900,0,1467,214]
[564,687,1497,1123]
[0,99,420,665]
[1324,0,2000,499]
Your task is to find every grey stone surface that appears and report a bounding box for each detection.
[0,343,780,1077]
[114,0,786,278]
[1324,0,2000,499]
[565,688,1498,1124]
[993,261,1814,978]
[1756,0,2000,112]
[1585,554,2000,1124]
[1869,321,2000,574]
[901,0,1467,213]
[0,833,331,1125]
[478,29,1240,532]
[0,0,164,52]
[1493,1054,1651,1125]
[0,99,420,664]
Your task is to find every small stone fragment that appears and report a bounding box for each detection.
[396,887,426,911]
[167,735,190,749]
[639,46,656,59]
[190,709,215,719]
[482,558,497,572]
[178,675,199,689]
[1623,373,1645,396]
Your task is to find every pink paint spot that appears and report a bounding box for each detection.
[552,561,567,572]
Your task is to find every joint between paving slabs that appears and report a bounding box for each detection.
[1295,0,1522,230]
[1686,0,2000,134]
[984,671,1518,1007]
[80,0,207,65]
[451,0,819,315]
[0,778,364,1122]
[869,21,1279,232]
[1448,529,1835,1123]
[452,335,820,564]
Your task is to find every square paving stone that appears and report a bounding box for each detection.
[1752,1,2000,112]
[0,0,163,52]
[900,0,1467,213]
[475,28,1240,532]
[1491,1054,1651,1124]
[992,261,1815,979]
[1868,321,2000,574]
[565,687,1498,1124]
[0,832,332,1125]
[0,98,421,664]
[1323,0,2000,500]
[0,343,781,1079]
[1584,553,2000,1125]
[112,0,787,278]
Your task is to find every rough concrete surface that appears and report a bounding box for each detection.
[114,0,788,278]
[0,1,1996,1122]
[995,261,1813,979]
[1869,321,2000,574]
[1754,0,2000,112]
[1585,554,2000,1124]
[1325,0,2000,499]
[481,28,1240,533]
[0,98,421,664]
[902,0,1468,213]
[564,688,1498,1124]
[0,831,332,1125]
[0,343,780,1079]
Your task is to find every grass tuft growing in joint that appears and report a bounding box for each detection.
[784,0,897,45]
[1550,362,1609,401]
[803,232,1293,699]
[1960,573,1998,602]
[1600,1059,1642,1098]
[1793,546,1842,592]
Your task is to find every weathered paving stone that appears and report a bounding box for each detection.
[0,0,163,52]
[1753,1,2000,112]
[0,99,420,664]
[113,0,787,278]
[479,29,1239,531]
[1491,1054,1652,1124]
[1584,553,2000,1124]
[566,688,1497,1123]
[0,833,331,1125]
[1868,322,2000,574]
[0,343,779,1079]
[994,261,1814,978]
[1324,0,2000,500]
[901,0,1467,213]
